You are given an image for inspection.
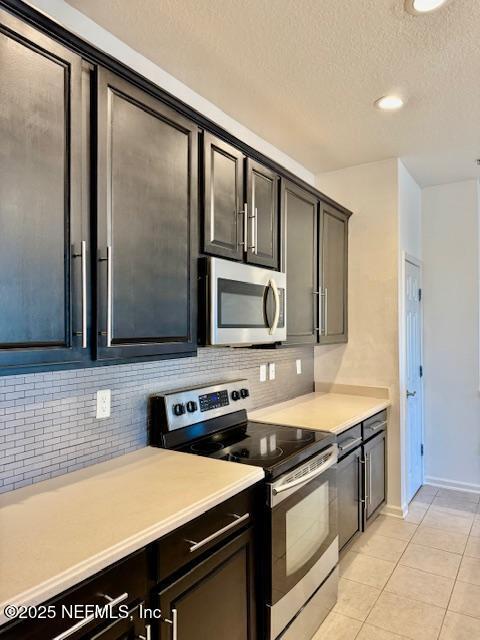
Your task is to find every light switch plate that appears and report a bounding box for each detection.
[269,363,276,380]
[260,364,267,382]
[96,389,111,419]
[296,359,302,375]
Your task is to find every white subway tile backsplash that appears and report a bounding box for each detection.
[0,346,313,493]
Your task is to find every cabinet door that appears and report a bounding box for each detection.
[283,182,318,344]
[96,68,198,361]
[319,203,349,344]
[202,133,245,261]
[337,448,362,551]
[156,529,256,640]
[0,8,89,372]
[364,432,386,522]
[246,159,279,269]
[90,605,147,640]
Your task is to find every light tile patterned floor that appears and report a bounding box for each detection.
[313,485,480,640]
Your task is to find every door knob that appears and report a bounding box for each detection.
[406,390,416,398]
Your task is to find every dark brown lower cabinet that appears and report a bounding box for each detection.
[89,604,147,640]
[156,529,257,640]
[364,431,387,526]
[337,447,362,551]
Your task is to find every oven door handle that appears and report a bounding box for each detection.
[272,446,337,495]
[268,278,280,335]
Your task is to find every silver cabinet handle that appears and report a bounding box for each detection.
[338,436,362,452]
[406,390,416,398]
[324,287,328,336]
[52,592,128,640]
[313,290,320,333]
[268,278,280,335]
[185,512,249,553]
[363,453,369,505]
[73,241,88,348]
[367,420,387,433]
[163,609,178,640]
[106,245,113,347]
[238,203,248,248]
[139,623,152,640]
[368,454,372,506]
[320,289,326,335]
[248,207,257,252]
[80,240,87,348]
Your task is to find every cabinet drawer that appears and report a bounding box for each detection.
[337,424,362,459]
[0,550,148,640]
[156,487,257,582]
[362,411,387,441]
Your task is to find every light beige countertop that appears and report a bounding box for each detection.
[0,447,263,621]
[250,391,390,435]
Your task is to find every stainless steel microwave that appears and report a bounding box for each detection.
[207,257,286,346]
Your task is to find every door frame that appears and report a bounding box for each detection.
[399,252,425,509]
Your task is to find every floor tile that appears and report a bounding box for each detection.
[405,504,428,524]
[436,488,480,504]
[384,565,454,608]
[457,555,480,586]
[430,496,478,515]
[449,581,480,619]
[465,535,480,558]
[350,531,408,563]
[333,578,381,622]
[412,526,468,554]
[357,623,410,639]
[311,611,362,640]
[439,610,480,640]
[422,509,473,535]
[368,515,417,541]
[340,551,396,589]
[399,542,461,578]
[417,484,438,497]
[366,591,445,640]
[471,516,480,537]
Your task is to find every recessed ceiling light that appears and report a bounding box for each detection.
[405,0,451,14]
[374,95,405,111]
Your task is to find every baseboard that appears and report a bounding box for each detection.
[424,475,480,494]
[381,503,408,519]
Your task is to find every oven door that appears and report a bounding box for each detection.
[209,257,286,345]
[267,446,338,635]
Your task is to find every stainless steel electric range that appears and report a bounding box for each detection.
[151,379,339,640]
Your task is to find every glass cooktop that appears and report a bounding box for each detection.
[178,421,334,479]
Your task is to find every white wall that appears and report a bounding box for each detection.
[422,180,480,492]
[398,161,422,260]
[315,159,404,512]
[26,0,314,186]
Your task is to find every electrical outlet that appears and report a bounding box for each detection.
[96,389,111,419]
[260,364,267,382]
[269,363,276,380]
[296,359,302,375]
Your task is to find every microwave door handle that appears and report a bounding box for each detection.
[268,278,280,335]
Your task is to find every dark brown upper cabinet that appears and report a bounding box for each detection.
[202,134,280,270]
[283,182,319,345]
[318,203,349,344]
[95,68,198,361]
[202,133,245,261]
[0,7,90,373]
[245,159,279,269]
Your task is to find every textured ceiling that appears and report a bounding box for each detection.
[67,0,480,186]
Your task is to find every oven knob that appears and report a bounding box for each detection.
[173,403,186,416]
[186,401,198,413]
[240,388,250,399]
[231,390,240,401]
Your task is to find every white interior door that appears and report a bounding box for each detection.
[405,259,424,502]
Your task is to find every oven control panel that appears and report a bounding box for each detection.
[158,379,252,431]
